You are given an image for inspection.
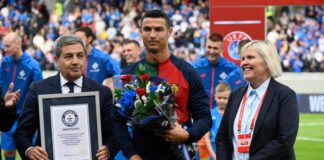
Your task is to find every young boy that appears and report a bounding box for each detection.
[198,82,231,160]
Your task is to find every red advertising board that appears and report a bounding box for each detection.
[210,0,323,65]
[210,6,264,65]
[211,0,324,6]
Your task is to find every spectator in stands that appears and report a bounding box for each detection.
[75,27,121,90]
[267,5,324,72]
[0,2,323,72]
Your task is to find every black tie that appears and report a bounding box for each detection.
[66,82,75,93]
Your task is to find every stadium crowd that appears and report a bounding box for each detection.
[0,0,209,70]
[0,0,323,72]
[267,6,324,72]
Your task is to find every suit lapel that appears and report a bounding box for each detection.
[252,78,278,141]
[49,73,63,93]
[81,76,93,92]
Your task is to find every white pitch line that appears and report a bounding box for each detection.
[213,20,261,25]
[299,122,324,126]
[297,137,324,142]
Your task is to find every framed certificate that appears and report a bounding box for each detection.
[38,92,102,160]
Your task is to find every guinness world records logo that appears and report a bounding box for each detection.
[223,31,252,65]
[62,110,79,127]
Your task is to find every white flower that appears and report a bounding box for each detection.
[146,81,151,93]
[141,95,148,104]
[125,84,135,90]
[135,100,142,108]
[116,103,122,108]
[126,122,133,127]
[134,80,138,88]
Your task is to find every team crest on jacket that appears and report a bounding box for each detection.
[90,62,100,72]
[18,70,26,80]
[223,31,252,65]
[171,83,179,95]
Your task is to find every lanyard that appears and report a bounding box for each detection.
[12,64,17,83]
[238,88,268,133]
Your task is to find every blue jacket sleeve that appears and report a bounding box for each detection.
[32,63,43,81]
[223,64,246,91]
[105,56,121,77]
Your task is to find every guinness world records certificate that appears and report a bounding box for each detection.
[39,92,102,160]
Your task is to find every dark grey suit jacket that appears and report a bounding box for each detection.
[14,73,118,160]
[216,78,299,160]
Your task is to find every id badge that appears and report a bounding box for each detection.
[237,134,251,153]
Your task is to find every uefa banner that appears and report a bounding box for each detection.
[298,94,324,113]
[210,6,264,65]
[210,0,323,65]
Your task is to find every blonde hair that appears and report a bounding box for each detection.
[241,40,282,78]
[215,82,231,93]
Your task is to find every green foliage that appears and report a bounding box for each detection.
[114,89,122,99]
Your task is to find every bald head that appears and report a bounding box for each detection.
[3,32,21,44]
[3,32,23,59]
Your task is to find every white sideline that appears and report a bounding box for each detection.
[297,137,324,142]
[299,122,324,126]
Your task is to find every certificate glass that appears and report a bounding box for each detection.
[38,92,102,160]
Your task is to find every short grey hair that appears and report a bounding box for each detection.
[241,40,282,78]
[53,34,86,57]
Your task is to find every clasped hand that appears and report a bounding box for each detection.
[155,123,189,143]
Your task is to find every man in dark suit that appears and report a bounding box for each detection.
[0,83,20,131]
[14,34,117,160]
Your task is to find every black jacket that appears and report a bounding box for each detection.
[0,87,16,131]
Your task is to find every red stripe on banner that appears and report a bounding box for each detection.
[211,0,324,6]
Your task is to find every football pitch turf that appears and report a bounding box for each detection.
[2,113,324,160]
[295,113,324,160]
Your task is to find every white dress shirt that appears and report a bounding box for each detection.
[60,73,83,93]
[232,78,270,160]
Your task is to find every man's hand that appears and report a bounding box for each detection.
[26,146,48,160]
[4,82,20,108]
[155,123,189,143]
[96,145,109,160]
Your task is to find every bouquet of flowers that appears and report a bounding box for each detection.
[114,64,177,131]
[114,64,197,159]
